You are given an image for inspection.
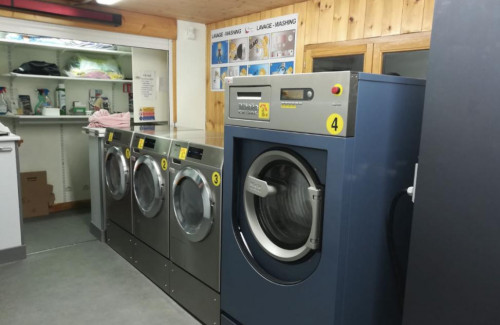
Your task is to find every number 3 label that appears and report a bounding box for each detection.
[212,172,221,187]
[326,114,344,135]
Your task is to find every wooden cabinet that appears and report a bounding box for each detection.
[304,33,431,78]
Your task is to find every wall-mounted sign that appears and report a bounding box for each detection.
[210,14,298,92]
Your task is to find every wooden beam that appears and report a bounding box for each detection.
[0,7,177,39]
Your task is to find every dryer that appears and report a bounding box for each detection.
[168,134,223,325]
[221,72,425,325]
[104,127,134,261]
[130,133,171,291]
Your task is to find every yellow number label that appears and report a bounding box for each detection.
[107,132,114,142]
[212,172,221,187]
[161,158,168,171]
[326,114,344,135]
[125,148,131,159]
[179,147,188,160]
[138,138,145,149]
[258,102,270,120]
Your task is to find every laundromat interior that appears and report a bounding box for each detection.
[1,0,499,324]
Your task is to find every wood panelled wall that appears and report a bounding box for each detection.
[205,0,434,132]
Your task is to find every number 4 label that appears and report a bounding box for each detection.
[326,114,344,135]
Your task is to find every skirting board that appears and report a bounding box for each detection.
[0,245,26,265]
[89,222,106,242]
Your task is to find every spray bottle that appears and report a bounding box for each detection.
[0,87,8,115]
[34,88,52,115]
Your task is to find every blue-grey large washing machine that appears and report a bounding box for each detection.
[221,72,425,325]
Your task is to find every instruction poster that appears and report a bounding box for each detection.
[210,14,298,91]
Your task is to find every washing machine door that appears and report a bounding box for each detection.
[133,155,165,218]
[105,146,129,200]
[172,167,213,242]
[244,150,323,262]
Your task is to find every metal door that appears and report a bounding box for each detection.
[133,155,165,218]
[105,146,129,200]
[172,167,213,242]
[243,150,323,262]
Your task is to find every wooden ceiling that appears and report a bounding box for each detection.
[60,0,306,24]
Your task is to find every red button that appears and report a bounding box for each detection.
[332,86,341,95]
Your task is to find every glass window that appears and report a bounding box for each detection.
[177,178,204,229]
[134,163,156,209]
[106,153,123,194]
[313,54,364,72]
[382,50,430,79]
[255,161,313,250]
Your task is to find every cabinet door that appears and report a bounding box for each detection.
[304,44,373,73]
[372,34,431,78]
[132,48,169,123]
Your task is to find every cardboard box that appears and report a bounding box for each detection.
[21,171,49,218]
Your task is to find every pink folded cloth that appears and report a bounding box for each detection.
[88,110,130,128]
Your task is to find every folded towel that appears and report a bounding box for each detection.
[88,110,130,128]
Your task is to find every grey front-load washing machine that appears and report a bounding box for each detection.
[130,132,171,291]
[168,134,224,325]
[104,127,134,261]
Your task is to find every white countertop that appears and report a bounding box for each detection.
[82,126,106,137]
[0,133,21,142]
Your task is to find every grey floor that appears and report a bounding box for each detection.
[23,209,97,254]
[1,211,200,325]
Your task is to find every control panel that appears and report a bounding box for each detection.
[226,71,358,137]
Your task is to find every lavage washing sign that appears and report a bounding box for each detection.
[210,14,298,92]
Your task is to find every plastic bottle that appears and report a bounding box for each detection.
[34,88,52,115]
[55,83,66,115]
[0,87,9,115]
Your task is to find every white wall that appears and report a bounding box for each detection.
[176,20,206,129]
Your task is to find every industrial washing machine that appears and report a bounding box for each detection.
[103,127,134,261]
[168,133,224,325]
[221,72,425,325]
[130,132,172,291]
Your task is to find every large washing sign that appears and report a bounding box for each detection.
[210,14,298,92]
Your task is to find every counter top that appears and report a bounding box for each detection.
[0,133,21,142]
[0,115,89,125]
[82,126,106,137]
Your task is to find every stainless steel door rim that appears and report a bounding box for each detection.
[244,150,323,262]
[133,155,165,218]
[172,167,214,242]
[105,146,129,201]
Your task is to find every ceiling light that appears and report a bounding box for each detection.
[96,0,122,5]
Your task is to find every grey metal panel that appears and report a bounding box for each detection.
[170,263,220,325]
[132,239,170,294]
[170,140,224,169]
[106,221,133,264]
[403,1,500,325]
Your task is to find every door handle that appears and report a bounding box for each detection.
[306,186,323,250]
[245,176,277,198]
[0,147,13,153]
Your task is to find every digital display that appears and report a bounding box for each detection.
[144,138,156,149]
[281,89,304,100]
[113,132,122,141]
[187,146,204,160]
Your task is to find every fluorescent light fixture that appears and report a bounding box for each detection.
[96,0,121,5]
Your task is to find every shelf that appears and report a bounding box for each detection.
[0,38,131,56]
[0,115,89,125]
[2,72,132,84]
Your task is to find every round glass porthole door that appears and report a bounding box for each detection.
[105,146,129,200]
[172,167,213,242]
[244,150,323,262]
[133,155,165,218]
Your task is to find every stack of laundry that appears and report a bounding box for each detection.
[88,110,130,128]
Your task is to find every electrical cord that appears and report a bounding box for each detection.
[386,190,411,312]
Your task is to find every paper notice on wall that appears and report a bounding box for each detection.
[140,71,157,100]
[210,14,298,92]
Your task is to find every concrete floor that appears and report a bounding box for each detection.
[0,240,199,325]
[23,209,96,254]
